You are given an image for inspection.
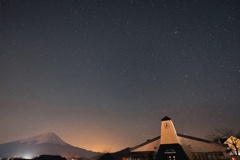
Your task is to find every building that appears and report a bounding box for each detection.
[118,116,231,160]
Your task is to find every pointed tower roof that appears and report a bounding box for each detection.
[155,116,190,160]
[161,116,171,121]
[160,116,178,144]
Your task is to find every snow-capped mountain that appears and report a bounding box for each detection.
[19,132,68,146]
[0,132,100,158]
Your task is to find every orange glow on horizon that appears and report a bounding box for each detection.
[62,130,130,153]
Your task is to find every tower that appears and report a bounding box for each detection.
[155,116,190,160]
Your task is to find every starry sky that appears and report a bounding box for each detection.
[0,0,240,152]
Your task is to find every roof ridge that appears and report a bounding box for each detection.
[130,133,220,151]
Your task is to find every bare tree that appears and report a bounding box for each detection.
[225,136,240,156]
[207,128,240,156]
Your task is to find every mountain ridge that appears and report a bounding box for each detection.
[0,132,100,158]
[18,132,69,146]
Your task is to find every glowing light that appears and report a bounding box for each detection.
[22,154,34,159]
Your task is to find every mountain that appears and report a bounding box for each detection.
[19,132,69,146]
[0,132,100,158]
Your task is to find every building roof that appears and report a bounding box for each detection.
[130,133,218,152]
[130,136,160,151]
[177,133,213,143]
[114,147,132,155]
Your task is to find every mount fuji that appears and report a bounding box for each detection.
[18,132,69,146]
[0,132,100,158]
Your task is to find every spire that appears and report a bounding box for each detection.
[161,116,171,121]
[160,116,178,144]
[155,116,190,160]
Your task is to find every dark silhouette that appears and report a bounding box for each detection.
[32,155,66,160]
[98,153,115,160]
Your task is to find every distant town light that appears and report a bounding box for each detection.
[23,153,33,159]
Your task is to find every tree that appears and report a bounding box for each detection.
[207,128,240,156]
[225,136,240,156]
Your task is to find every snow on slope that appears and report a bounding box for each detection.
[19,132,69,145]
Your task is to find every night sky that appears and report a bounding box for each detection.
[0,0,240,152]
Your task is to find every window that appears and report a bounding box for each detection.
[192,152,226,160]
